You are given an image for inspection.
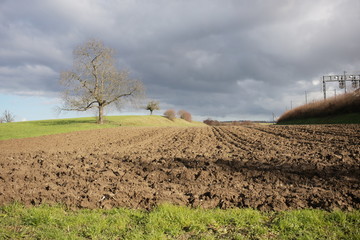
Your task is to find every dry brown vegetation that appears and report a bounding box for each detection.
[277,90,360,123]
[178,110,192,122]
[164,109,176,120]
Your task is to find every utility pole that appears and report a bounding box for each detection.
[322,76,326,100]
[344,71,347,93]
[305,91,308,104]
[272,112,275,124]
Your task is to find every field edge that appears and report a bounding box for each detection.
[0,115,207,140]
[277,112,360,125]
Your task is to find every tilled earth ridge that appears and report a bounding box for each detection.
[0,125,359,211]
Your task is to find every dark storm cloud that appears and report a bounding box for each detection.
[1,0,359,119]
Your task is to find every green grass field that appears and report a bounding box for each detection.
[0,203,359,240]
[0,115,206,140]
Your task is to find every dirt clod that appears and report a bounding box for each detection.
[0,125,359,210]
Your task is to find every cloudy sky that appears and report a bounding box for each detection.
[1,0,359,122]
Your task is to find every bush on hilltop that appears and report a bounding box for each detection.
[164,109,176,121]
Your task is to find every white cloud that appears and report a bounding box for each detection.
[185,50,219,69]
[0,64,56,78]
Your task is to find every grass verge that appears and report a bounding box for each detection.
[0,203,359,239]
[0,115,206,140]
[277,113,360,125]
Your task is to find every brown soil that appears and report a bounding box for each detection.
[0,125,359,211]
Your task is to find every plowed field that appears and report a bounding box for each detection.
[0,125,359,211]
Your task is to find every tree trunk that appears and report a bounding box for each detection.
[98,105,104,124]
[150,110,153,115]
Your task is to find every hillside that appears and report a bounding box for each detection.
[0,115,206,140]
[277,90,360,124]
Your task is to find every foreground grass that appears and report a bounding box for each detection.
[0,204,359,240]
[277,113,360,125]
[0,115,206,140]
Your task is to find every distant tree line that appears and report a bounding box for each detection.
[203,119,254,126]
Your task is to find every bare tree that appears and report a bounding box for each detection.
[60,39,144,124]
[146,101,160,115]
[1,110,15,123]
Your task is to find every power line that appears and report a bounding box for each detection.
[322,72,360,99]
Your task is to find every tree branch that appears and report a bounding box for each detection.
[79,79,93,94]
[91,54,101,97]
[106,90,136,106]
[62,101,98,111]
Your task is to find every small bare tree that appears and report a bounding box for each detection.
[164,109,176,121]
[60,39,144,124]
[146,101,160,115]
[0,110,15,123]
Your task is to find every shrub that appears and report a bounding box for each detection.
[164,109,176,121]
[178,110,192,122]
[203,119,220,126]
